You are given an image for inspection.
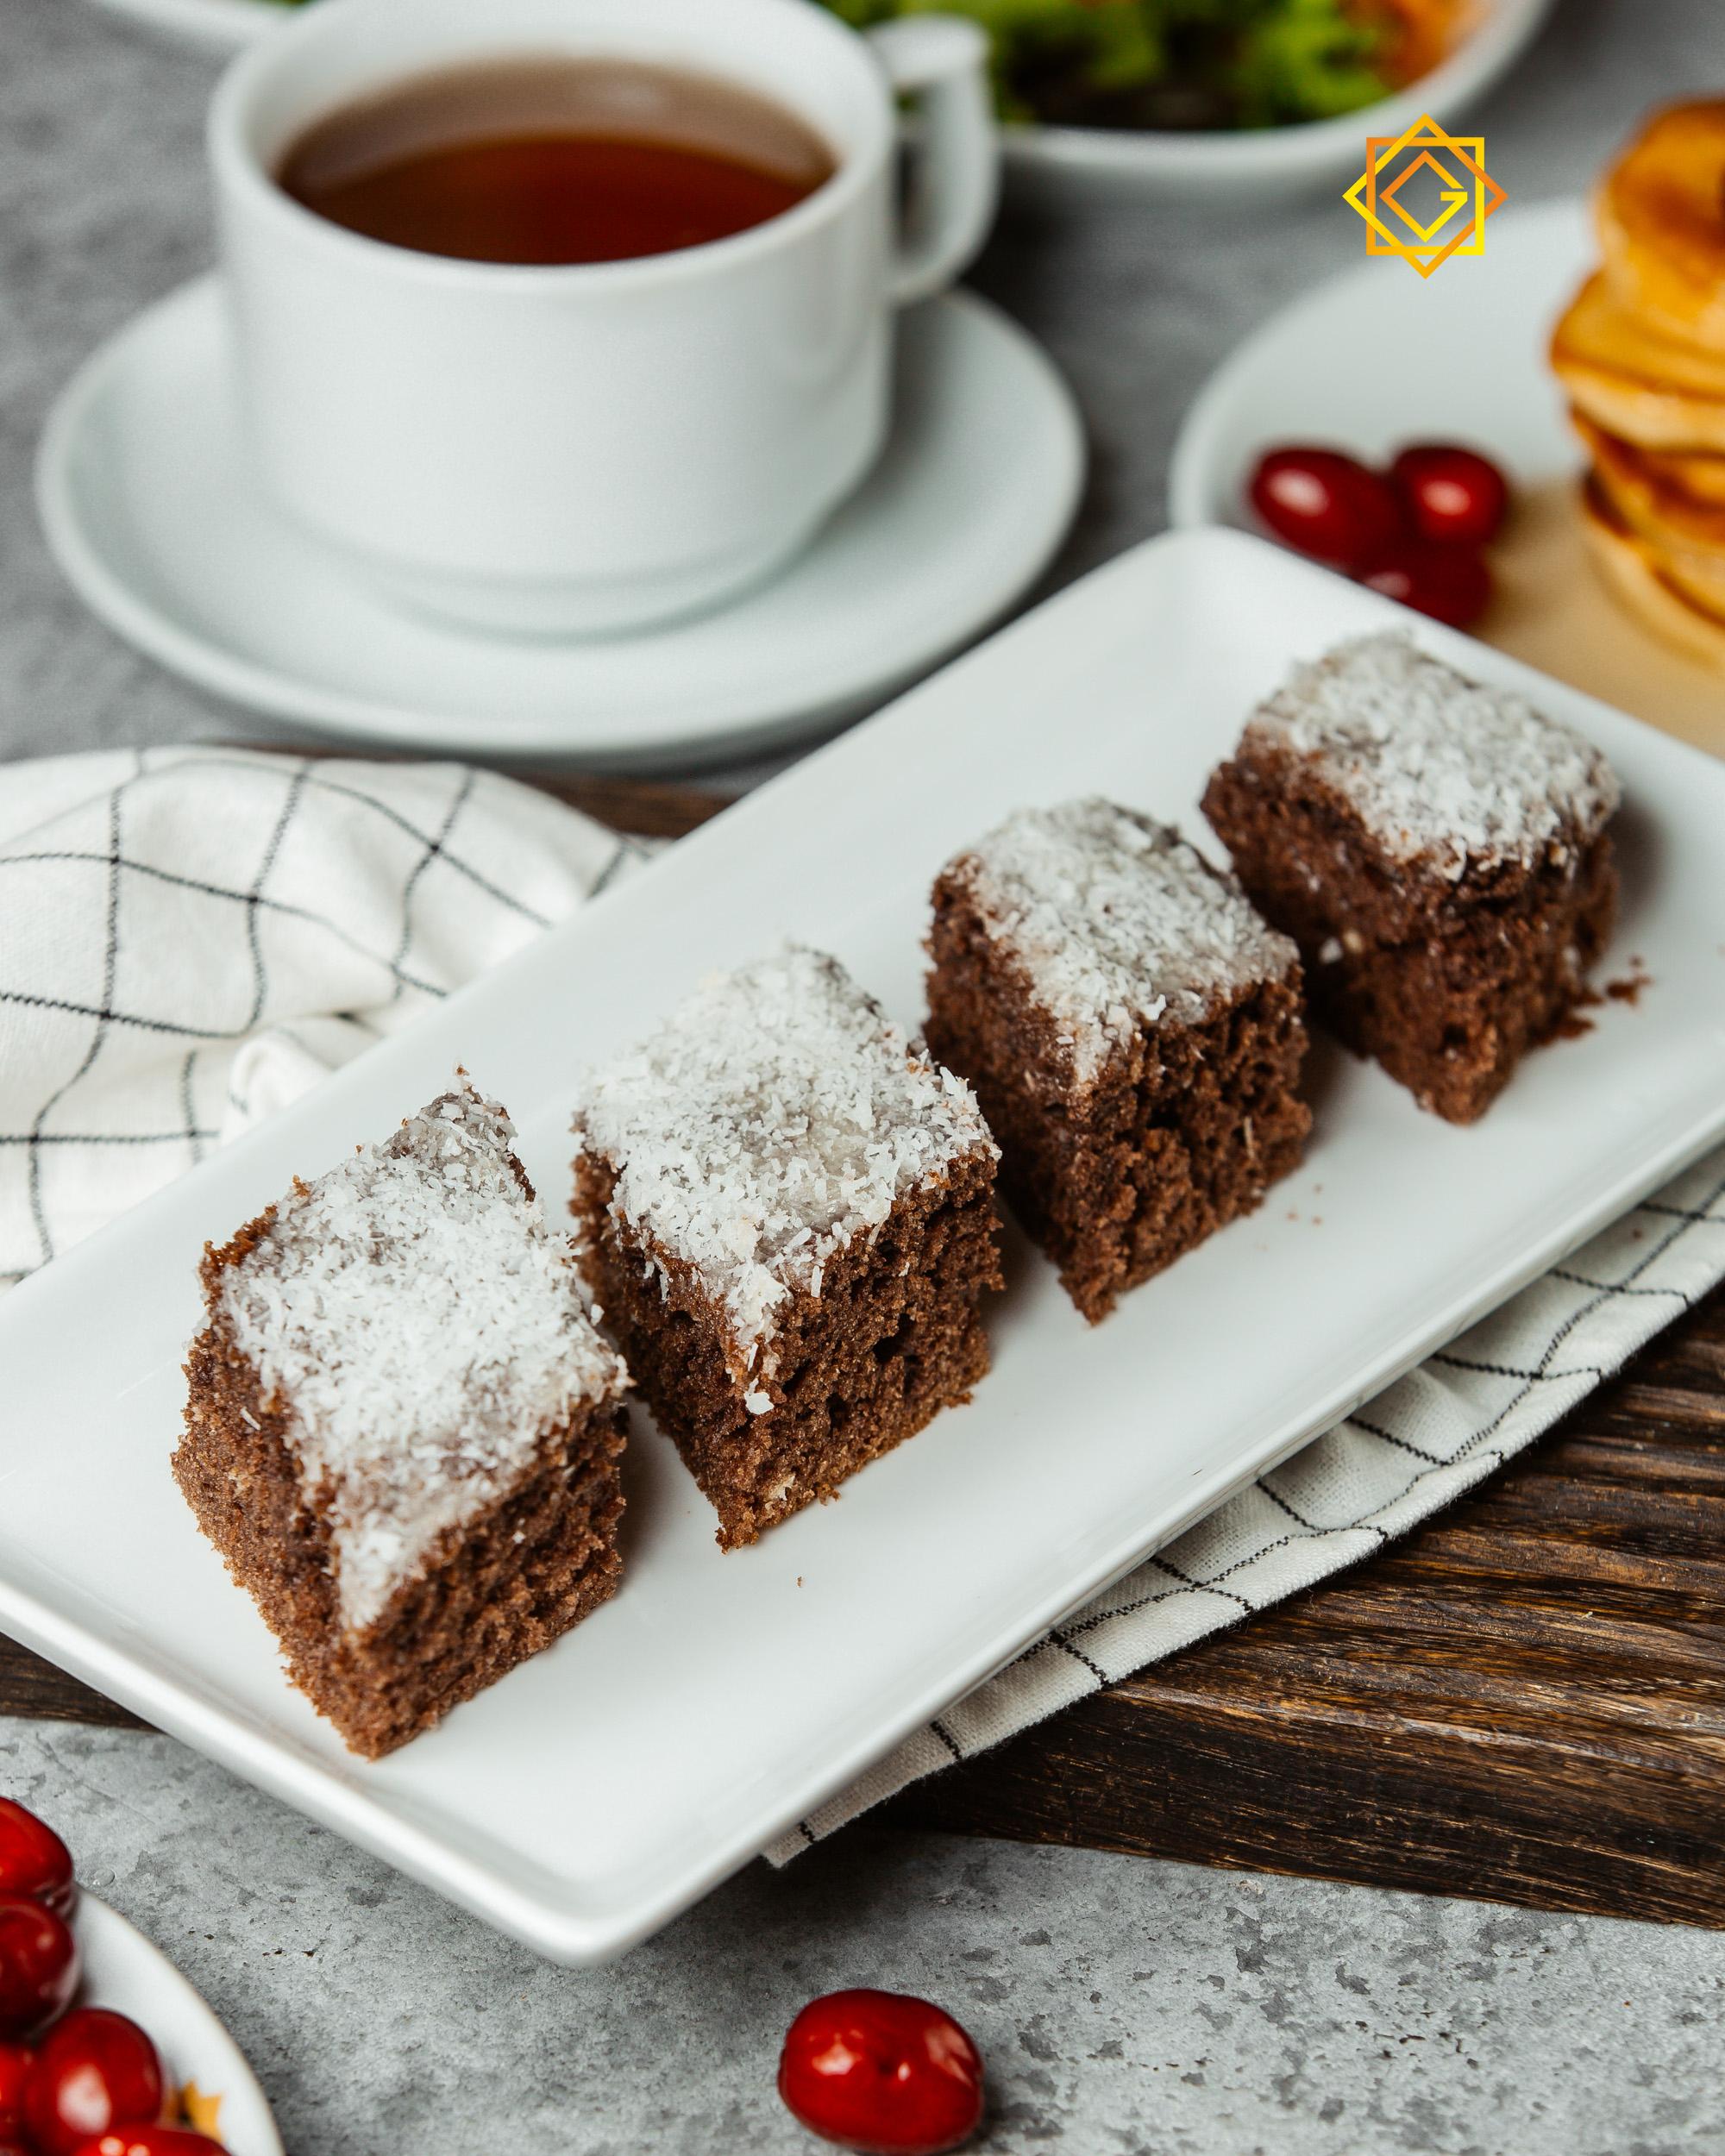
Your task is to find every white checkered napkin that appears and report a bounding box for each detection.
[0,747,645,1289]
[766,1146,1725,1861]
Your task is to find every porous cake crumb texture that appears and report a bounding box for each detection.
[574,947,1002,1549]
[1247,632,1620,879]
[948,799,1300,1081]
[927,803,1310,1324]
[1205,636,1621,1123]
[177,1080,631,1757]
[218,1085,625,1632]
[574,945,996,1351]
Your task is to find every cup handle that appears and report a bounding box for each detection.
[866,16,999,308]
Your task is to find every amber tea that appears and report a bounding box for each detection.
[278,56,837,266]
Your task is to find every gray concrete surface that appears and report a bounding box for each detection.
[9,1718,1725,2156]
[5,1,1725,2149]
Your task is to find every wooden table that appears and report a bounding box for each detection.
[9,776,1722,1930]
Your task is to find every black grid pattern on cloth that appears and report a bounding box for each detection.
[0,749,645,1288]
[772,1150,1725,1856]
[20,755,141,1272]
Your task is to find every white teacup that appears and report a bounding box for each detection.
[208,0,998,636]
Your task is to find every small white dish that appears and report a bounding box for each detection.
[3,528,1723,1969]
[36,277,1083,768]
[87,0,1552,206]
[1170,199,1586,532]
[78,1893,283,2156]
[1168,197,1725,761]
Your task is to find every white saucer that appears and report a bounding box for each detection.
[38,277,1083,768]
[1168,197,1725,761]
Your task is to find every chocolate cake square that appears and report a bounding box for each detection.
[571,946,1001,1551]
[925,799,1311,1325]
[1202,632,1621,1125]
[175,1081,629,1758]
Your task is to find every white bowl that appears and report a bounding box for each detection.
[86,0,282,50]
[1002,0,1555,204]
[91,0,1552,207]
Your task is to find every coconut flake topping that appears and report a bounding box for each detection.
[950,799,1298,1082]
[574,947,994,1354]
[1246,632,1620,880]
[220,1081,625,1635]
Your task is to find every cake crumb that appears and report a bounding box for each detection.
[1604,964,1652,1005]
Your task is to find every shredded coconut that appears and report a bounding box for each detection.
[1247,632,1620,881]
[574,946,994,1356]
[220,1081,626,1635]
[950,799,1299,1082]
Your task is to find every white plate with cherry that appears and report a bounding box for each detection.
[3,1790,998,2153]
[1167,197,1725,762]
[0,1798,281,2156]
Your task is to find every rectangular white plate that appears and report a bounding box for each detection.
[4,529,1723,1965]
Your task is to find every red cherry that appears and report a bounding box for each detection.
[0,2041,31,2135]
[1248,447,1404,572]
[22,2010,165,2156]
[1359,537,1493,628]
[0,1896,79,2041]
[71,2133,229,2156]
[779,1989,985,2155]
[1390,443,1510,547]
[0,1800,77,1919]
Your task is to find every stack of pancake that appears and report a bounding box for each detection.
[1552,99,1725,667]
